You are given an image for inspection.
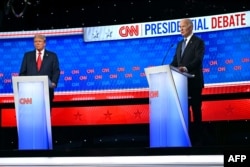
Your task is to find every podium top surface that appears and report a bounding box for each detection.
[145,65,195,78]
[170,66,195,78]
[12,76,49,82]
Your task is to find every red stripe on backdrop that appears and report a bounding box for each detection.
[53,90,149,102]
[51,105,149,126]
[1,84,249,103]
[202,99,250,121]
[203,83,250,95]
[1,104,149,127]
[0,90,149,103]
[1,99,250,127]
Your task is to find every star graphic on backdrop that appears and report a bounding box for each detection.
[134,110,142,119]
[92,31,99,39]
[74,111,82,120]
[106,29,113,38]
[104,110,112,120]
[225,104,234,116]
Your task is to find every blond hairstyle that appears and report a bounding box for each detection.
[34,34,46,42]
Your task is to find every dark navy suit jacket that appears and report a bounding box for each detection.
[170,35,205,90]
[19,50,60,101]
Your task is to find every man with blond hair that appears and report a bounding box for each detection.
[19,34,60,108]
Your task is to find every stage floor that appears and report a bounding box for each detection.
[0,155,223,166]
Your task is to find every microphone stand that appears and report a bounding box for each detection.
[161,44,174,65]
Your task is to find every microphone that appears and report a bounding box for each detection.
[161,43,175,65]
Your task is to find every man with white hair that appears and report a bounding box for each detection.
[170,18,205,146]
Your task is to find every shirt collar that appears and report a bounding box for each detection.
[36,49,45,55]
[185,33,193,44]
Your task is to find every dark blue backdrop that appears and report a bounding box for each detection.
[0,27,249,94]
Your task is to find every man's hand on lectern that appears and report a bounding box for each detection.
[51,82,56,88]
[178,66,188,72]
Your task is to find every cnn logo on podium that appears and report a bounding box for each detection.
[19,98,32,104]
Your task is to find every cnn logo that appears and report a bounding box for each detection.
[119,25,139,37]
[149,91,159,98]
[19,98,32,104]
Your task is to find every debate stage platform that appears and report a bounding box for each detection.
[0,147,224,166]
[0,121,250,166]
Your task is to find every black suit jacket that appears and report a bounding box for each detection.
[170,35,205,90]
[19,50,60,101]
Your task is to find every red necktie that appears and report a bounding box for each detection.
[37,51,42,71]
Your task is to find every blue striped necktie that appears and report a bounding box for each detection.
[181,38,187,56]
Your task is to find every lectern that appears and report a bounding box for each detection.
[145,65,193,147]
[12,76,53,150]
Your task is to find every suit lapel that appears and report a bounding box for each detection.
[185,36,194,50]
[31,51,38,71]
[181,36,195,59]
[40,51,49,70]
